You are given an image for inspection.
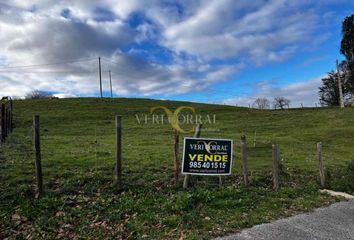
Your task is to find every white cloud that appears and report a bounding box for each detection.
[159,0,318,63]
[223,76,324,107]
[0,1,243,98]
[0,1,351,98]
[53,93,77,98]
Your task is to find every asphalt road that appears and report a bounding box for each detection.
[216,200,354,240]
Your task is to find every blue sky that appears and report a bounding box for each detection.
[0,0,353,107]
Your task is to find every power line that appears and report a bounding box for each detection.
[0,70,97,73]
[0,58,97,70]
[101,57,245,99]
[0,55,248,101]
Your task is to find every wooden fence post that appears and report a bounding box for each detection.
[1,104,5,143]
[33,115,43,197]
[4,107,6,137]
[317,142,325,188]
[173,128,180,184]
[218,176,223,187]
[115,115,123,191]
[6,107,10,135]
[253,131,257,148]
[240,135,249,187]
[272,144,279,190]
[183,124,202,189]
[10,99,13,131]
[0,100,14,143]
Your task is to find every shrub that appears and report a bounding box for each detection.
[328,160,354,194]
[25,90,53,99]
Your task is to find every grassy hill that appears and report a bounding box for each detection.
[1,98,353,239]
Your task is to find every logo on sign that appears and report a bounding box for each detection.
[182,138,233,175]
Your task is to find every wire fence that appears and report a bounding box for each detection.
[1,111,353,197]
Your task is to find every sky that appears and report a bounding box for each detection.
[0,0,353,107]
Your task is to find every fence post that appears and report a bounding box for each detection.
[6,107,10,135]
[115,115,123,191]
[173,128,180,184]
[1,104,5,143]
[4,107,7,136]
[10,99,13,131]
[253,131,257,148]
[240,135,249,187]
[33,115,43,197]
[272,144,279,190]
[317,142,325,188]
[183,124,202,189]
[218,176,223,187]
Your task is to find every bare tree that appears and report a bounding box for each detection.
[273,97,290,110]
[252,98,270,109]
[25,90,53,99]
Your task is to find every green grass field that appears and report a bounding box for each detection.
[1,98,353,239]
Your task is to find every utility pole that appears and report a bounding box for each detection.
[109,70,113,98]
[336,60,345,108]
[99,57,103,98]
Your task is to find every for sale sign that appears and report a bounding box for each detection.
[182,137,233,175]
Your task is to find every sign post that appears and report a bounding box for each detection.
[182,138,233,176]
[183,124,202,188]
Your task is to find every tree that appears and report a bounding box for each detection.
[25,90,53,99]
[338,60,354,95]
[318,14,354,106]
[273,97,290,110]
[252,98,270,109]
[319,71,340,106]
[341,14,354,62]
[340,14,354,93]
[319,71,351,106]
